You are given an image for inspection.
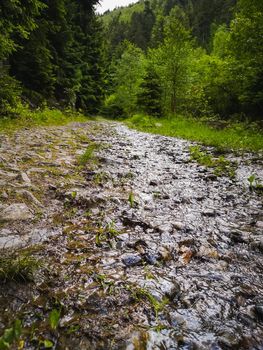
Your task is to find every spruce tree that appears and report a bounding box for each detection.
[137,66,162,117]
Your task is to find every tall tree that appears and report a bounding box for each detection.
[150,6,192,113]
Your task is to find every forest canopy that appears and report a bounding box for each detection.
[0,0,262,122]
[102,0,263,121]
[0,0,104,115]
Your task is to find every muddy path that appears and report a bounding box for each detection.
[0,121,262,349]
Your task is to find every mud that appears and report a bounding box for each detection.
[0,121,262,349]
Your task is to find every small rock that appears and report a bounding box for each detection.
[202,209,217,217]
[122,255,142,267]
[158,246,172,261]
[20,172,31,184]
[143,253,158,265]
[253,305,263,322]
[173,222,184,230]
[229,231,246,244]
[0,235,25,249]
[0,170,19,180]
[17,190,43,208]
[1,191,8,199]
[256,221,263,229]
[149,180,158,186]
[0,203,33,222]
[250,239,263,253]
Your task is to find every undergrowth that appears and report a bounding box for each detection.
[0,251,41,283]
[126,114,263,152]
[0,103,88,133]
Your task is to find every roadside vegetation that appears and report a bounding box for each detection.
[126,114,263,152]
[0,105,87,134]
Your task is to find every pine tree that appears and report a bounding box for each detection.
[137,66,162,117]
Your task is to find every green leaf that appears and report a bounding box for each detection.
[0,320,22,350]
[49,309,60,330]
[43,339,53,348]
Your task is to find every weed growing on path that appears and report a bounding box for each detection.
[77,142,100,166]
[0,251,41,282]
[189,145,236,178]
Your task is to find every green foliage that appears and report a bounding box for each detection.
[149,7,193,114]
[133,287,169,317]
[77,143,99,166]
[248,175,263,193]
[0,320,22,350]
[0,68,21,115]
[103,0,263,122]
[137,65,162,117]
[0,0,104,115]
[0,252,40,282]
[126,115,263,152]
[0,105,87,133]
[128,191,135,208]
[189,146,236,178]
[49,309,61,330]
[109,41,146,116]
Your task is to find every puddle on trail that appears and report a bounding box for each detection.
[0,122,262,349]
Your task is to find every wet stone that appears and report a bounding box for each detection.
[149,180,158,186]
[122,254,142,267]
[250,239,263,253]
[253,305,263,322]
[202,209,218,217]
[143,253,158,265]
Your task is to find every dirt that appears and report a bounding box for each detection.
[0,121,262,349]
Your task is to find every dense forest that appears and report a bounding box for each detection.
[0,0,104,115]
[0,0,263,122]
[102,0,263,121]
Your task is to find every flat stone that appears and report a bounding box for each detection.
[0,203,33,222]
[0,235,25,249]
[173,222,184,230]
[122,254,142,267]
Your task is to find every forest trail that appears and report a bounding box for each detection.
[0,121,263,349]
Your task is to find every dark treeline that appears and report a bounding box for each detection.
[0,0,104,115]
[0,0,262,122]
[102,0,263,121]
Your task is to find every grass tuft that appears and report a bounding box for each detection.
[0,252,41,283]
[77,142,100,166]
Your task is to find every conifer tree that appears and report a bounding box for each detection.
[137,66,162,117]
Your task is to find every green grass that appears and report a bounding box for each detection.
[0,252,41,283]
[77,142,100,166]
[189,145,236,178]
[0,104,88,134]
[126,114,263,152]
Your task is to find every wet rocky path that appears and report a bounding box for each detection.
[0,121,262,349]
